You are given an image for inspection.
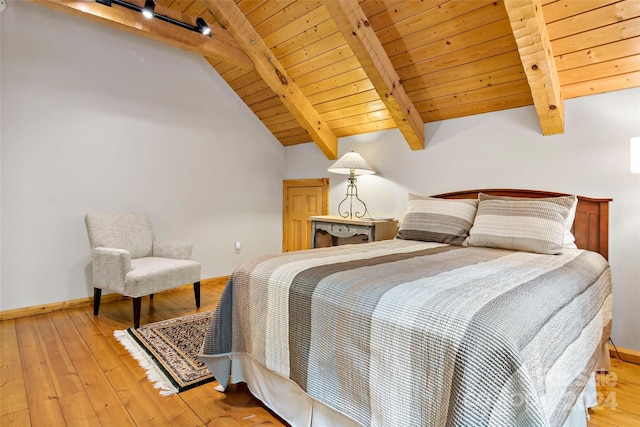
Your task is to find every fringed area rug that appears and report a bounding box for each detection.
[114,310,215,395]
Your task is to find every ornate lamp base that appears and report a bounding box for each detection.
[337,174,369,219]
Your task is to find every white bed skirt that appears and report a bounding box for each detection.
[205,344,610,427]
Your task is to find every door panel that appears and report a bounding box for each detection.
[283,179,328,252]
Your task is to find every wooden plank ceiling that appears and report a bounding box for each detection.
[36,0,640,159]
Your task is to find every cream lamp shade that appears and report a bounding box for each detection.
[631,137,640,173]
[328,152,376,176]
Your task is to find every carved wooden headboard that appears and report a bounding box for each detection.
[434,189,612,260]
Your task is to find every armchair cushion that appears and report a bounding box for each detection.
[125,257,201,297]
[153,240,193,260]
[85,212,154,258]
[91,247,131,294]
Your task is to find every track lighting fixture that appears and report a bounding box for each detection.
[141,0,154,19]
[95,0,212,37]
[196,17,211,36]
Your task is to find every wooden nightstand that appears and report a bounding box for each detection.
[310,215,398,248]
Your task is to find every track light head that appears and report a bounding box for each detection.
[94,0,210,36]
[141,0,154,19]
[196,17,211,36]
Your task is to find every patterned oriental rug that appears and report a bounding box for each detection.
[114,311,215,395]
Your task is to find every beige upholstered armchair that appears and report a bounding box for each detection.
[85,212,201,328]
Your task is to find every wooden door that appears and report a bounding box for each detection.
[283,179,329,252]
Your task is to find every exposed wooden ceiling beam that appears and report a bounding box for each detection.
[31,0,252,68]
[324,0,424,151]
[204,0,338,160]
[504,0,564,135]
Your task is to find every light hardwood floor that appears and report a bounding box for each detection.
[1,282,639,426]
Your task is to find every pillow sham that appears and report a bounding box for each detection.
[397,194,478,245]
[563,196,578,249]
[467,193,577,255]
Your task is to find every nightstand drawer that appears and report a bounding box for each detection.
[315,222,371,238]
[310,216,398,248]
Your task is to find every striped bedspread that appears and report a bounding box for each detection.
[201,239,612,427]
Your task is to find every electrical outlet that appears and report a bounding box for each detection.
[234,241,241,254]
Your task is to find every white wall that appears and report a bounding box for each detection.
[285,88,640,351]
[1,2,284,309]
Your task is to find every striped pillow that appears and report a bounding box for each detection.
[397,194,478,245]
[467,193,577,254]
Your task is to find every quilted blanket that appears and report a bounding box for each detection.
[201,239,611,427]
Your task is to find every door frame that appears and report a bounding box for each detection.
[282,178,329,251]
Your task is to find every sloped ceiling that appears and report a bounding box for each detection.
[34,0,640,159]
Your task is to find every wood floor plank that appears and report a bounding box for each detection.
[179,386,245,426]
[14,316,67,426]
[0,320,30,424]
[0,409,31,426]
[588,357,640,426]
[49,310,135,427]
[31,312,101,426]
[67,308,179,426]
[216,383,285,425]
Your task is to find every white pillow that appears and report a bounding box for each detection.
[563,197,578,249]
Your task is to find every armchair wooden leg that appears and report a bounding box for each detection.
[93,288,102,315]
[150,293,154,300]
[194,282,201,308]
[133,297,142,329]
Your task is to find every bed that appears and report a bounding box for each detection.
[200,189,612,427]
